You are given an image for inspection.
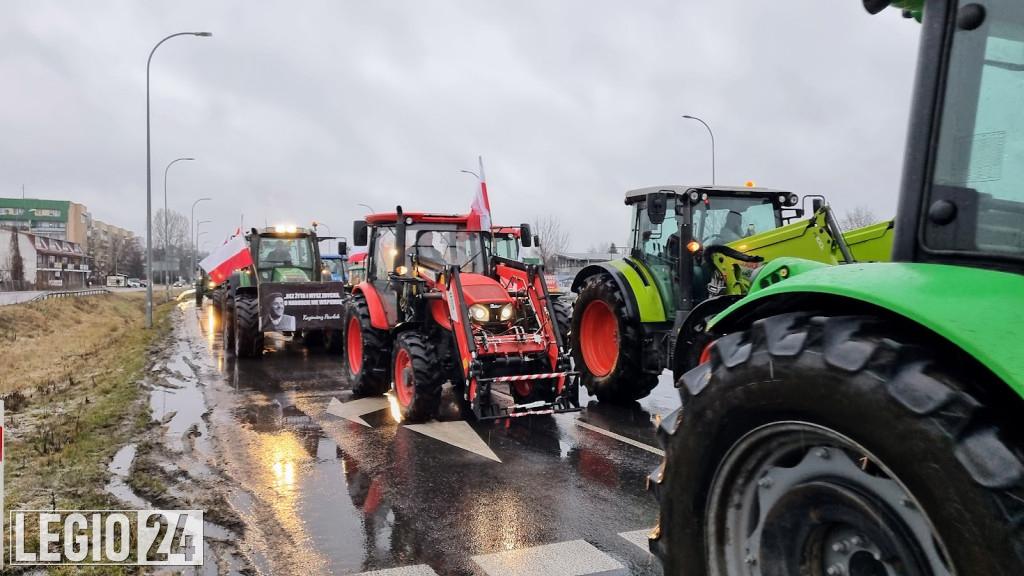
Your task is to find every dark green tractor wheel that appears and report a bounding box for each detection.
[650,313,1024,576]
[570,274,657,403]
[233,294,263,358]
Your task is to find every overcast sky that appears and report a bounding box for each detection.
[1,1,921,253]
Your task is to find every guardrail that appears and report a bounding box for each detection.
[29,289,110,302]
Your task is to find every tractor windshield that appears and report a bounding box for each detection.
[255,235,315,280]
[930,0,1024,263]
[491,231,521,260]
[407,227,489,273]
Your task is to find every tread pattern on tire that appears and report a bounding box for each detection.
[347,296,390,397]
[570,274,657,403]
[234,294,263,358]
[394,331,442,423]
[649,312,1024,574]
[551,296,572,350]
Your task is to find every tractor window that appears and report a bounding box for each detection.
[409,229,487,273]
[256,237,314,277]
[931,0,1024,259]
[693,198,779,244]
[372,227,398,279]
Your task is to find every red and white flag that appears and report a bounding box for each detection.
[467,156,491,231]
[200,231,253,284]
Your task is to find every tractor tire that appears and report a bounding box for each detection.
[392,331,442,423]
[211,288,225,318]
[570,274,657,403]
[649,313,1024,576]
[234,294,263,358]
[345,296,390,397]
[222,294,236,355]
[551,296,572,350]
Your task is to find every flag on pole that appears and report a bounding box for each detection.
[468,156,491,231]
[200,232,253,284]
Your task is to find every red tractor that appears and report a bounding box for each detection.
[346,207,579,422]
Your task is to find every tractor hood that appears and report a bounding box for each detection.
[459,273,513,306]
[272,268,311,282]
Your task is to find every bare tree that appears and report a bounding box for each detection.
[587,242,611,254]
[839,205,878,231]
[10,231,25,290]
[154,209,189,252]
[531,215,571,271]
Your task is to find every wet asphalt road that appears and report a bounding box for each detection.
[188,300,679,576]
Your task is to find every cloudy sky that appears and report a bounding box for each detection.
[1,1,920,253]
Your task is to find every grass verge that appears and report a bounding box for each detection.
[1,292,175,574]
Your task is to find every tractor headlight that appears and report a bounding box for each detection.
[470,304,489,323]
[498,303,514,322]
[207,281,216,289]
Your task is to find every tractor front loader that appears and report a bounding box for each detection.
[650,1,1024,575]
[346,207,579,422]
[571,184,891,403]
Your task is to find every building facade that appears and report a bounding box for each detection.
[0,228,90,290]
[0,198,91,245]
[89,220,135,278]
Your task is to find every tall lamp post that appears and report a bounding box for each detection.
[163,157,194,299]
[195,221,210,267]
[356,203,375,214]
[682,115,716,186]
[190,197,211,281]
[146,31,212,329]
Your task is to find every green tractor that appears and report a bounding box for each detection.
[650,1,1024,574]
[570,185,890,403]
[220,226,348,357]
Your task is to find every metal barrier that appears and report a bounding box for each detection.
[29,289,110,302]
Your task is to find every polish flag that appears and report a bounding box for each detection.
[467,156,491,231]
[200,232,253,284]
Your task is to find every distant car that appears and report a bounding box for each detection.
[140,279,148,287]
[127,278,142,288]
[173,280,184,287]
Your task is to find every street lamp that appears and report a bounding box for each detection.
[163,157,194,298]
[357,203,375,214]
[195,221,210,262]
[682,115,716,186]
[190,197,211,281]
[146,30,212,328]
[460,169,480,180]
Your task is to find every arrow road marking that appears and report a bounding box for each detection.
[352,565,439,576]
[326,396,390,427]
[404,420,502,462]
[618,529,655,554]
[574,420,664,457]
[472,539,623,576]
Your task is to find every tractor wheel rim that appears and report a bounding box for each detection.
[580,299,618,377]
[707,422,951,576]
[347,317,363,374]
[394,349,413,407]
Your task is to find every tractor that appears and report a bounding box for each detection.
[220,225,348,358]
[570,184,890,403]
[346,207,578,422]
[650,1,1024,575]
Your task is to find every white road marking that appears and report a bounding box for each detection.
[352,565,439,576]
[404,420,502,462]
[574,420,665,457]
[326,396,390,427]
[472,539,623,576]
[618,529,655,554]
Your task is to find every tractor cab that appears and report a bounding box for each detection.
[489,224,536,261]
[627,185,800,318]
[249,226,321,283]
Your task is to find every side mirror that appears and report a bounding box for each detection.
[520,223,532,247]
[353,221,368,246]
[646,192,668,225]
[338,240,348,255]
[812,198,824,213]
[534,235,541,247]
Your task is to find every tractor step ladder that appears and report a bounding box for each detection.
[474,371,582,421]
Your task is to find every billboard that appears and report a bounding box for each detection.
[258,282,346,332]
